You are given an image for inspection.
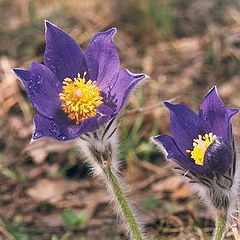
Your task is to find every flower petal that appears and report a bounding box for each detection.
[12,68,30,86]
[13,62,62,119]
[165,102,210,154]
[153,135,206,175]
[199,86,238,140]
[33,103,115,141]
[33,114,75,141]
[204,137,233,175]
[109,69,147,113]
[85,28,120,86]
[44,21,85,81]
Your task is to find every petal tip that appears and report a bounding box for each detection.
[12,67,30,85]
[12,68,21,75]
[141,73,150,80]
[164,101,174,109]
[210,85,217,93]
[104,27,117,38]
[109,27,117,35]
[151,135,160,144]
[30,138,36,143]
[228,108,239,116]
[30,133,41,142]
[125,69,148,80]
[44,19,51,26]
[94,27,118,41]
[44,20,55,29]
[44,20,62,35]
[204,85,219,100]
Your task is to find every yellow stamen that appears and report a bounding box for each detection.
[186,132,216,165]
[59,73,103,124]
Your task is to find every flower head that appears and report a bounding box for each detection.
[153,86,238,178]
[13,21,147,141]
[59,73,103,124]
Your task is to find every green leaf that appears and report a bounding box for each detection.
[77,212,88,225]
[12,232,29,240]
[51,233,71,240]
[62,209,88,228]
[0,167,17,180]
[141,197,160,209]
[51,235,60,240]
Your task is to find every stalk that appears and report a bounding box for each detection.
[213,212,227,240]
[76,124,145,240]
[103,166,144,240]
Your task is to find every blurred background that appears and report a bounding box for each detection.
[1,0,240,239]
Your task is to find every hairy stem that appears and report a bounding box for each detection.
[213,212,227,240]
[103,166,144,240]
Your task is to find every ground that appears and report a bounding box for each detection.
[1,0,240,239]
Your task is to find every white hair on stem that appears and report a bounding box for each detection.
[75,120,146,240]
[151,135,240,240]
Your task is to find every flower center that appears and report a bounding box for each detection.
[186,132,216,165]
[59,73,103,124]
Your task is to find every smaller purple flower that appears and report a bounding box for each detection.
[13,21,147,141]
[153,86,238,178]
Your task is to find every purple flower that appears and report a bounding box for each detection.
[13,21,147,141]
[153,86,238,177]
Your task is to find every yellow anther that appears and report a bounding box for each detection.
[59,73,103,124]
[186,132,216,165]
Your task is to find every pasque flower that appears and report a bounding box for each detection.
[153,86,238,179]
[152,86,239,240]
[13,21,147,239]
[13,21,146,141]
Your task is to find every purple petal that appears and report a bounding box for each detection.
[109,69,147,113]
[85,28,120,87]
[44,21,85,81]
[199,86,238,141]
[33,114,83,141]
[204,137,233,175]
[13,62,62,119]
[33,104,115,141]
[153,135,206,175]
[97,101,116,116]
[12,68,30,86]
[165,102,210,155]
[82,104,115,131]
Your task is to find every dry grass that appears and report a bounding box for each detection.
[1,0,240,239]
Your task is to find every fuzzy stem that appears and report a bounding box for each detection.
[103,166,144,240]
[213,213,227,240]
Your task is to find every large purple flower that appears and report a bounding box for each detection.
[13,21,147,141]
[153,86,238,177]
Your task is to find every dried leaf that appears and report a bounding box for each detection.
[171,184,193,201]
[151,176,184,192]
[27,178,82,203]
